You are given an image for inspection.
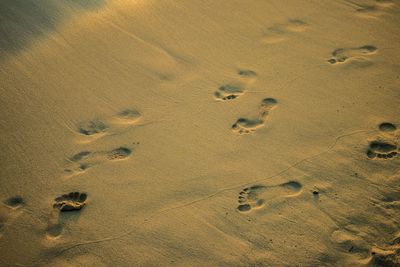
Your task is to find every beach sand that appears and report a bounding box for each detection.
[0,0,399,266]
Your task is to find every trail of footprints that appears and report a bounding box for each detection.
[214,69,279,134]
[45,108,140,238]
[2,14,394,255]
[64,108,141,176]
[232,121,398,215]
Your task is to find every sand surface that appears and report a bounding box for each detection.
[0,0,400,266]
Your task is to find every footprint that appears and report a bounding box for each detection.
[263,19,308,44]
[367,141,398,159]
[46,192,87,238]
[214,69,258,101]
[232,98,278,134]
[327,45,377,65]
[64,146,134,176]
[78,120,108,137]
[379,122,397,132]
[105,147,132,160]
[366,122,399,160]
[350,0,395,19]
[214,84,246,101]
[76,108,141,143]
[53,192,87,212]
[238,69,257,78]
[114,109,142,124]
[0,196,24,237]
[3,196,24,208]
[237,181,302,213]
[232,118,265,134]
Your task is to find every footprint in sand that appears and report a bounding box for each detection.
[237,181,302,213]
[214,69,257,101]
[64,146,134,177]
[232,98,278,134]
[331,227,400,265]
[262,19,308,44]
[350,0,395,19]
[78,120,108,137]
[46,192,87,238]
[53,192,87,211]
[214,84,246,101]
[366,122,399,160]
[0,196,24,237]
[327,45,377,65]
[76,108,141,143]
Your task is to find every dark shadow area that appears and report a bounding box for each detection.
[0,0,106,60]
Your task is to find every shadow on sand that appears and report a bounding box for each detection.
[0,0,106,60]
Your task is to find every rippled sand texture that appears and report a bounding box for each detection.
[0,0,399,266]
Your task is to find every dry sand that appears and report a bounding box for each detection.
[0,0,400,266]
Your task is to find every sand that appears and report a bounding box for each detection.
[0,0,399,266]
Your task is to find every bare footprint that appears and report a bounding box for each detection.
[214,84,246,101]
[46,192,87,238]
[53,192,87,211]
[114,109,141,124]
[349,0,395,19]
[76,108,141,143]
[366,122,399,160]
[232,98,278,134]
[214,69,258,101]
[367,141,398,160]
[0,196,24,237]
[3,196,24,208]
[78,120,108,137]
[263,19,308,44]
[64,146,134,177]
[327,45,377,65]
[237,181,302,213]
[379,122,397,132]
[237,69,257,78]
